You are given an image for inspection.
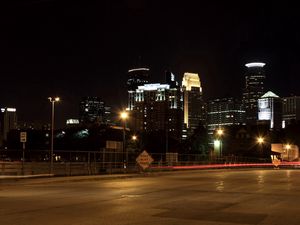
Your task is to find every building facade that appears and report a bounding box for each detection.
[182,72,206,133]
[207,98,245,135]
[242,62,266,125]
[127,67,150,111]
[0,107,17,146]
[282,96,300,126]
[258,91,282,130]
[130,74,182,141]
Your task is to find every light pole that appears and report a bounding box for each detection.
[257,136,264,157]
[48,97,60,174]
[132,135,138,152]
[120,111,128,172]
[216,128,224,157]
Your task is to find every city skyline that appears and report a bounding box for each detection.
[1,1,300,127]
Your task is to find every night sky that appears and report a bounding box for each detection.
[1,1,300,128]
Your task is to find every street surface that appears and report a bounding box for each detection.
[1,169,300,225]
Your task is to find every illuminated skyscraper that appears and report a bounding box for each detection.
[0,107,17,146]
[258,91,282,129]
[130,71,182,141]
[242,62,266,125]
[127,67,150,110]
[182,72,205,132]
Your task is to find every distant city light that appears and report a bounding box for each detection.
[245,62,266,68]
[66,119,79,124]
[1,108,16,112]
[137,83,170,91]
[214,140,221,148]
[128,68,150,73]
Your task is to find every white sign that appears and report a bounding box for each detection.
[136,150,154,170]
[20,132,27,143]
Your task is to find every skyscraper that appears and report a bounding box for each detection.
[130,71,182,141]
[0,107,17,146]
[127,67,150,110]
[182,72,205,132]
[258,91,282,130]
[242,62,266,125]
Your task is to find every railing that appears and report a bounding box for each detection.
[0,149,273,176]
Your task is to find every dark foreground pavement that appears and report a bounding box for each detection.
[1,169,300,225]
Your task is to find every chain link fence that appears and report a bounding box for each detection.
[0,149,271,176]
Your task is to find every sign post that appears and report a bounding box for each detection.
[20,132,27,175]
[136,150,154,170]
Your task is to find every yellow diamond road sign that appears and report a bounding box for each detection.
[136,150,154,170]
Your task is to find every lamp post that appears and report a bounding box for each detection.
[48,97,60,174]
[257,136,264,157]
[216,128,224,157]
[285,144,291,161]
[120,111,128,172]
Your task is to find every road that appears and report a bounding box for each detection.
[1,169,300,225]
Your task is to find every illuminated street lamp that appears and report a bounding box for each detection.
[256,136,265,157]
[48,97,60,174]
[132,135,137,141]
[120,110,128,171]
[257,137,264,145]
[216,128,224,157]
[217,129,224,136]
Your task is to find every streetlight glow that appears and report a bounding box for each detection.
[132,135,137,141]
[217,129,224,136]
[257,137,264,144]
[120,111,128,120]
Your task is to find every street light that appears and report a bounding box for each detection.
[132,135,137,141]
[216,128,224,157]
[257,137,264,145]
[120,110,128,172]
[257,136,265,157]
[48,97,60,174]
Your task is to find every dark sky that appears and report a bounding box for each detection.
[1,1,300,128]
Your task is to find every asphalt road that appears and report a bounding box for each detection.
[1,169,300,225]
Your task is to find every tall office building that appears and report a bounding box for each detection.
[182,72,205,132]
[79,97,111,125]
[242,62,266,125]
[258,91,282,129]
[282,96,300,126]
[207,98,245,136]
[127,67,150,110]
[131,72,182,140]
[0,107,17,145]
